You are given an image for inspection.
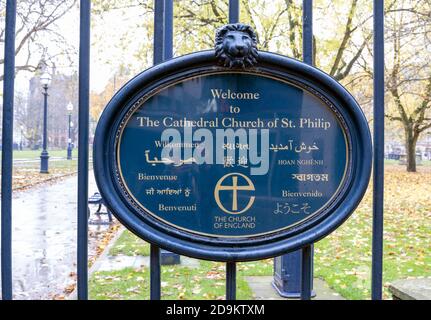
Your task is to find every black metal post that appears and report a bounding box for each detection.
[77,0,91,300]
[150,0,165,300]
[273,0,315,299]
[303,0,313,65]
[224,0,240,301]
[163,0,173,61]
[157,0,182,268]
[153,0,165,65]
[40,86,50,173]
[300,0,314,301]
[20,127,23,150]
[229,0,240,24]
[372,0,385,300]
[1,0,16,301]
[67,113,73,160]
[150,244,161,300]
[226,262,237,300]
[300,245,312,300]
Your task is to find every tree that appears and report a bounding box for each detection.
[90,0,431,174]
[90,65,133,120]
[15,91,42,148]
[0,0,77,81]
[173,0,372,82]
[91,0,374,83]
[385,0,431,172]
[17,70,79,149]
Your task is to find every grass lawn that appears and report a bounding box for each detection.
[11,159,78,190]
[108,229,273,276]
[12,149,78,160]
[314,165,431,299]
[90,262,255,300]
[91,229,273,300]
[108,229,151,257]
[385,159,431,166]
[5,150,80,190]
[0,149,94,190]
[89,165,431,300]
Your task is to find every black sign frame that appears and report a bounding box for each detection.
[93,50,372,262]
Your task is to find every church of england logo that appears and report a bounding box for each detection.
[214,173,256,215]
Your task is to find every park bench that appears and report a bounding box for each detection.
[389,278,431,300]
[88,192,113,225]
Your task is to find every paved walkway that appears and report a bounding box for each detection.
[0,171,343,300]
[246,276,344,300]
[0,171,110,300]
[89,229,343,300]
[89,228,200,274]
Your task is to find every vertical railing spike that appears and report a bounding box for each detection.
[223,0,240,301]
[226,262,237,300]
[372,0,385,300]
[149,0,173,300]
[164,0,173,61]
[229,0,240,24]
[1,0,17,301]
[300,0,314,301]
[77,0,91,300]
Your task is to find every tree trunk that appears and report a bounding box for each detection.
[405,127,418,172]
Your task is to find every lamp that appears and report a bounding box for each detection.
[40,72,52,88]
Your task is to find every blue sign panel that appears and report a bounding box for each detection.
[94,50,371,261]
[117,73,348,238]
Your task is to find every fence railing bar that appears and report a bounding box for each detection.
[300,246,312,300]
[226,262,237,300]
[149,0,166,300]
[302,0,313,66]
[371,0,385,300]
[1,0,17,301]
[229,0,239,24]
[164,0,173,61]
[150,244,161,300]
[223,0,240,301]
[300,0,314,301]
[153,0,165,65]
[77,0,91,300]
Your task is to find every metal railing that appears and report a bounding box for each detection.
[1,0,385,300]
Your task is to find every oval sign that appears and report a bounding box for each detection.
[94,51,371,261]
[118,72,348,238]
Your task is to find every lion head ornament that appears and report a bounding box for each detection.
[215,23,259,68]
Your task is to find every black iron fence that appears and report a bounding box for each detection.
[1,0,385,300]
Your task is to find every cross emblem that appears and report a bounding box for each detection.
[214,173,255,214]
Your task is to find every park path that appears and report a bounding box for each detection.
[0,171,111,300]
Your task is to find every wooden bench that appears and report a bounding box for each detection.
[88,192,113,225]
[389,278,431,300]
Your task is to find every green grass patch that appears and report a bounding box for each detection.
[92,166,431,300]
[13,159,78,170]
[109,229,273,274]
[92,229,265,300]
[109,230,151,257]
[10,158,79,190]
[384,159,431,166]
[314,167,431,299]
[12,149,78,160]
[90,263,254,300]
[237,260,273,277]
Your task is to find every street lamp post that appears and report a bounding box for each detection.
[20,125,24,151]
[427,132,431,160]
[67,102,74,160]
[40,72,52,173]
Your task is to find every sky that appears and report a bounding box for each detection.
[14,2,149,95]
[9,1,377,98]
